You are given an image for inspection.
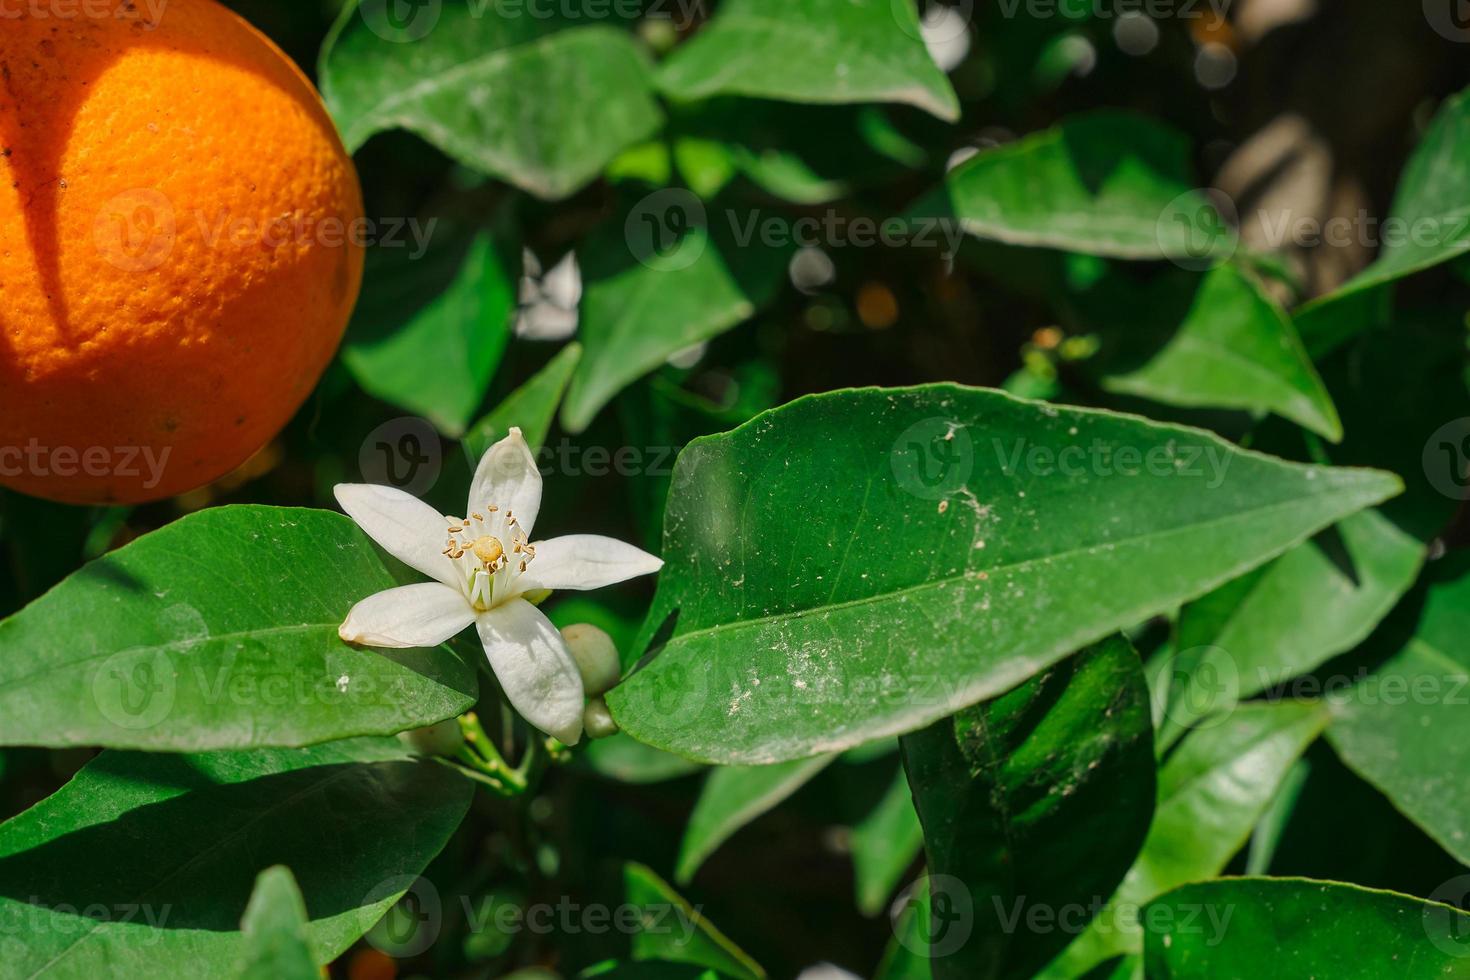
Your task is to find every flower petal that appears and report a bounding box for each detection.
[516,535,664,593]
[476,598,585,745]
[468,427,543,537]
[339,583,474,648]
[335,484,459,589]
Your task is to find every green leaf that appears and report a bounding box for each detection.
[851,765,925,917]
[908,112,1224,259]
[656,0,959,122]
[0,738,472,975]
[676,755,837,883]
[463,342,582,460]
[560,206,788,434]
[623,863,765,979]
[1095,264,1341,441]
[1143,878,1470,978]
[607,384,1400,764]
[899,636,1155,979]
[343,228,516,437]
[0,505,477,751]
[238,867,318,980]
[1043,702,1329,975]
[321,1,663,198]
[1327,551,1470,866]
[1159,508,1425,745]
[1297,86,1470,322]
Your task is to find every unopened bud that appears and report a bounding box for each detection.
[584,696,619,740]
[561,623,621,696]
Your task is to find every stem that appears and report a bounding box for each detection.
[456,711,528,796]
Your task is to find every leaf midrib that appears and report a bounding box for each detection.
[341,26,617,135]
[0,622,330,695]
[658,483,1389,648]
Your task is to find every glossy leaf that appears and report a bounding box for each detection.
[1043,702,1329,975]
[343,229,516,437]
[321,1,662,198]
[1096,263,1341,441]
[463,342,582,460]
[624,863,765,979]
[0,506,478,751]
[561,208,788,434]
[1160,508,1424,744]
[676,755,837,883]
[1144,878,1470,978]
[0,738,472,975]
[851,765,925,917]
[238,867,318,980]
[607,384,1400,764]
[656,0,959,122]
[900,636,1155,980]
[908,112,1223,259]
[1328,551,1470,865]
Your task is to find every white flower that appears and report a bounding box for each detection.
[334,427,662,745]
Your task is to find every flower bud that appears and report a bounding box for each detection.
[583,696,619,740]
[561,623,621,696]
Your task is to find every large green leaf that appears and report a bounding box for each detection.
[1159,508,1425,745]
[1296,86,1470,325]
[675,755,837,883]
[908,112,1224,259]
[1144,878,1470,978]
[1043,702,1329,976]
[656,0,959,122]
[343,228,516,437]
[321,0,663,198]
[1328,552,1470,866]
[560,206,788,434]
[0,738,472,976]
[0,506,477,751]
[900,636,1155,980]
[623,863,765,979]
[607,384,1400,764]
[1095,263,1341,441]
[237,867,317,980]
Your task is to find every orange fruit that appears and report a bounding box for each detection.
[0,0,364,504]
